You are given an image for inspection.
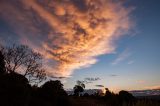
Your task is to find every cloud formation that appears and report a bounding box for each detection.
[49,76,67,79]
[0,0,132,77]
[76,77,100,84]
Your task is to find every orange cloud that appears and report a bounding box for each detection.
[0,0,132,77]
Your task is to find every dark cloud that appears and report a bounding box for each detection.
[85,77,101,81]
[50,76,67,79]
[81,77,101,84]
[95,85,104,87]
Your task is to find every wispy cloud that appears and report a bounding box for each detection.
[112,49,131,65]
[127,60,134,65]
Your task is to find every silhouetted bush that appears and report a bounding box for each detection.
[119,90,135,105]
[0,72,31,106]
[119,90,135,100]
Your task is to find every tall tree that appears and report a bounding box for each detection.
[1,44,46,84]
[73,80,85,96]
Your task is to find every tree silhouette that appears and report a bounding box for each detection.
[40,80,67,97]
[73,80,85,96]
[0,50,6,74]
[37,80,69,105]
[119,90,135,104]
[1,44,46,84]
[105,88,112,99]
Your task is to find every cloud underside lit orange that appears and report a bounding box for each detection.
[0,0,132,77]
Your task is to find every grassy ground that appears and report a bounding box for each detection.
[69,96,160,106]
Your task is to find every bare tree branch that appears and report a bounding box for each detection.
[1,44,46,84]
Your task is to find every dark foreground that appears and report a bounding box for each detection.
[0,72,160,106]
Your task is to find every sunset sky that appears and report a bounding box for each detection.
[0,0,160,92]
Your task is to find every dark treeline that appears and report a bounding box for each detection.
[0,44,160,106]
